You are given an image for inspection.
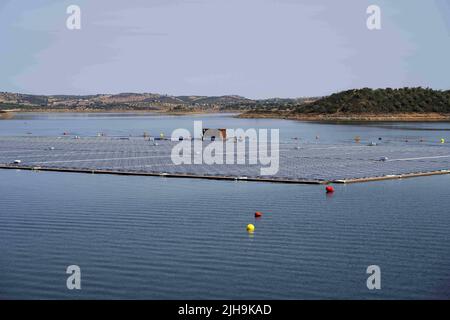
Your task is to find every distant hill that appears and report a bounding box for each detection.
[2,88,450,121]
[293,88,450,114]
[0,92,255,111]
[238,88,450,121]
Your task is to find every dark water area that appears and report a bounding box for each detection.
[1,113,450,299]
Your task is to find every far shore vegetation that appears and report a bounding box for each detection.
[2,87,450,121]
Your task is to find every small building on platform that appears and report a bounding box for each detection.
[202,128,227,141]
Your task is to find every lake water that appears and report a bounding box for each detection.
[1,113,450,299]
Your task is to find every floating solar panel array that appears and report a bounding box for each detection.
[0,136,449,183]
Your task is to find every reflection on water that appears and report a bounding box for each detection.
[354,122,450,131]
[0,112,14,120]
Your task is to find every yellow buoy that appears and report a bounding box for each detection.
[441,138,445,144]
[246,224,255,232]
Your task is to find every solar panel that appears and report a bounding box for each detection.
[0,136,449,183]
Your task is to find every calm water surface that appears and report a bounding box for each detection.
[0,113,449,299]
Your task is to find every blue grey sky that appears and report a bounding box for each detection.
[1,0,449,98]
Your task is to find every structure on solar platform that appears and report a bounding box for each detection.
[202,128,227,141]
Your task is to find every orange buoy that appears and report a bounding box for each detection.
[325,186,334,193]
[255,211,262,218]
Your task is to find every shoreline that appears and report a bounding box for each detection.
[3,109,450,122]
[238,112,450,122]
[0,109,240,117]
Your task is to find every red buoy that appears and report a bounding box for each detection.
[325,186,334,193]
[255,211,263,218]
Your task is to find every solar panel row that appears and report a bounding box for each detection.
[0,136,449,182]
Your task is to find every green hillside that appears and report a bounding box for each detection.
[294,88,450,114]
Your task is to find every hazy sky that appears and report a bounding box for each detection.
[1,0,449,98]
